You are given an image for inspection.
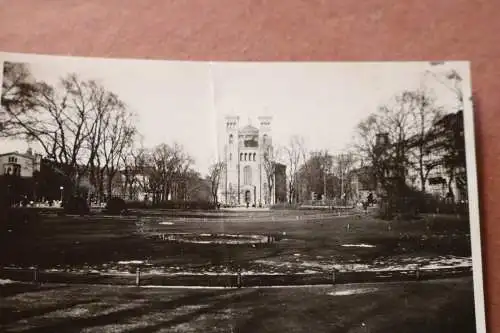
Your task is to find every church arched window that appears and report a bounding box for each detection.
[229,134,234,144]
[240,153,243,161]
[229,153,232,161]
[243,165,252,185]
[253,153,256,161]
[244,153,247,161]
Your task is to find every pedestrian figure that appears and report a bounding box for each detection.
[367,192,374,206]
[362,201,369,214]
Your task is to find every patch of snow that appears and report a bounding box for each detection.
[46,268,63,272]
[0,278,16,285]
[117,260,144,265]
[142,285,230,290]
[328,287,378,296]
[44,306,90,318]
[101,270,134,276]
[342,244,376,248]
[303,270,320,274]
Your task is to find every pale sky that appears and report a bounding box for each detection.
[0,52,471,175]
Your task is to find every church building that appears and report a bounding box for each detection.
[219,115,285,207]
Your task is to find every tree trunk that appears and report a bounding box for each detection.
[420,172,426,194]
[106,171,114,199]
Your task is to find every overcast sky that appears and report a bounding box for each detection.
[0,52,470,175]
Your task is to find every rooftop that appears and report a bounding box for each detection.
[240,124,259,135]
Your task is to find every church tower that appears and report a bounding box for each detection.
[258,116,273,156]
[258,116,273,204]
[219,115,280,207]
[224,115,239,204]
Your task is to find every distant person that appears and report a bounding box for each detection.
[362,201,369,214]
[367,192,374,206]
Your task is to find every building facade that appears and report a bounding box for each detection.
[372,111,467,203]
[0,149,41,177]
[0,149,42,204]
[409,111,467,202]
[219,115,284,207]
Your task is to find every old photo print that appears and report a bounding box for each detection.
[0,52,485,332]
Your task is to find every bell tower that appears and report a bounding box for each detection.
[224,115,239,204]
[258,116,273,156]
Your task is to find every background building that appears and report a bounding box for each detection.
[0,149,41,177]
[0,149,42,205]
[219,115,285,207]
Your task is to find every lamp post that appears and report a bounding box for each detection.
[338,153,345,205]
[253,185,256,207]
[59,186,64,203]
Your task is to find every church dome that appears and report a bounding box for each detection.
[240,124,259,135]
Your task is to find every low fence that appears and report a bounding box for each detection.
[301,199,356,207]
[0,265,472,288]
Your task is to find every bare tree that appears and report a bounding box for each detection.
[5,74,102,194]
[208,161,225,205]
[354,92,419,196]
[87,83,131,202]
[170,153,194,201]
[319,150,332,201]
[404,90,443,193]
[145,143,193,204]
[333,152,356,202]
[180,170,207,201]
[262,143,280,205]
[1,62,39,136]
[2,66,136,201]
[131,147,153,201]
[100,106,136,198]
[119,144,145,200]
[282,135,306,204]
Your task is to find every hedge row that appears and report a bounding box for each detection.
[126,200,217,210]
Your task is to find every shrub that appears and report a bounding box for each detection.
[63,196,90,215]
[105,197,128,215]
[125,200,149,209]
[126,200,216,210]
[270,203,301,210]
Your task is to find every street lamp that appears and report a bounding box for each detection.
[59,186,64,203]
[253,185,257,207]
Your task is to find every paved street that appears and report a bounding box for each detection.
[0,277,475,332]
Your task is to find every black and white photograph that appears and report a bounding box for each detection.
[0,53,485,332]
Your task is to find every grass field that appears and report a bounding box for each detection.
[0,210,472,276]
[0,277,476,332]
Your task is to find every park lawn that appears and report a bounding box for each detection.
[0,277,476,332]
[0,210,472,274]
